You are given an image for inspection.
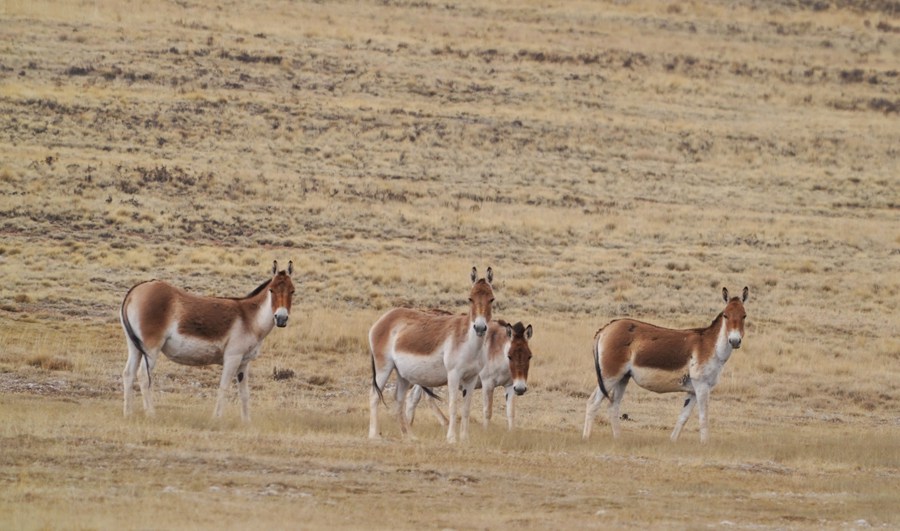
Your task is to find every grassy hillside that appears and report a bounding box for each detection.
[1,0,898,528]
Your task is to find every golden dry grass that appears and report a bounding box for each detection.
[1,0,899,528]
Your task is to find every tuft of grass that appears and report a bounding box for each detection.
[26,353,73,371]
[0,166,18,183]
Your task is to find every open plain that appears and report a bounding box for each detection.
[1,0,898,528]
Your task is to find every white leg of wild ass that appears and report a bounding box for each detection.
[405,385,421,426]
[671,393,697,442]
[695,384,712,443]
[394,377,416,440]
[582,387,604,440]
[368,360,394,439]
[237,360,252,422]
[446,371,462,443]
[459,379,478,442]
[137,352,157,416]
[214,354,243,419]
[427,394,449,426]
[122,341,142,417]
[504,385,515,431]
[607,379,629,439]
[368,385,381,439]
[405,385,448,427]
[482,384,494,429]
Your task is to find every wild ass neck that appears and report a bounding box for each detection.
[246,287,276,340]
[713,316,734,363]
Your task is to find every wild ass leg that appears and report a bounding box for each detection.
[670,393,697,442]
[482,383,494,428]
[394,377,414,439]
[695,385,712,443]
[582,386,605,440]
[607,377,629,439]
[368,361,394,440]
[214,354,242,418]
[446,371,462,443]
[427,394,449,426]
[459,379,478,442]
[122,341,142,417]
[406,385,448,427]
[405,385,423,426]
[136,350,157,416]
[504,385,515,430]
[236,360,252,422]
[368,386,381,439]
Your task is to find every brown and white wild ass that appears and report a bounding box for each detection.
[120,261,295,421]
[406,320,534,430]
[583,287,749,443]
[369,267,494,443]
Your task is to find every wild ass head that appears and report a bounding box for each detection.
[721,286,749,349]
[468,266,494,338]
[270,260,295,328]
[505,321,533,396]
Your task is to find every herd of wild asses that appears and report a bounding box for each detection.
[120,263,748,444]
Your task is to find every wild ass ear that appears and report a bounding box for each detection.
[505,322,514,339]
[486,266,493,285]
[742,286,749,302]
[287,260,294,276]
[471,266,478,284]
[722,287,729,302]
[273,260,279,276]
[525,324,533,340]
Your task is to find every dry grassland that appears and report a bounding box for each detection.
[1,0,899,528]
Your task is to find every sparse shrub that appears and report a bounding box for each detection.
[64,65,93,76]
[665,262,690,272]
[869,98,899,114]
[840,69,865,83]
[116,179,140,194]
[307,375,332,386]
[272,367,295,380]
[0,167,17,183]
[27,354,73,371]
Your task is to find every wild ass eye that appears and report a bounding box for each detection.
[489,298,495,304]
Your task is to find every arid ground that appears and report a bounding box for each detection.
[1,0,898,528]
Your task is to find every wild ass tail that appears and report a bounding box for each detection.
[370,354,385,406]
[593,334,610,400]
[121,296,152,387]
[421,387,441,401]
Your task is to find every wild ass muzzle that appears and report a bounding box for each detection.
[406,319,534,430]
[583,287,749,443]
[120,260,295,421]
[368,266,494,443]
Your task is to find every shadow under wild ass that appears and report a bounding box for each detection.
[407,319,534,430]
[369,267,494,443]
[583,287,749,443]
[120,261,295,421]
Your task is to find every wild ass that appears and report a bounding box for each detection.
[406,320,534,430]
[583,287,749,443]
[120,261,295,421]
[369,267,494,443]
